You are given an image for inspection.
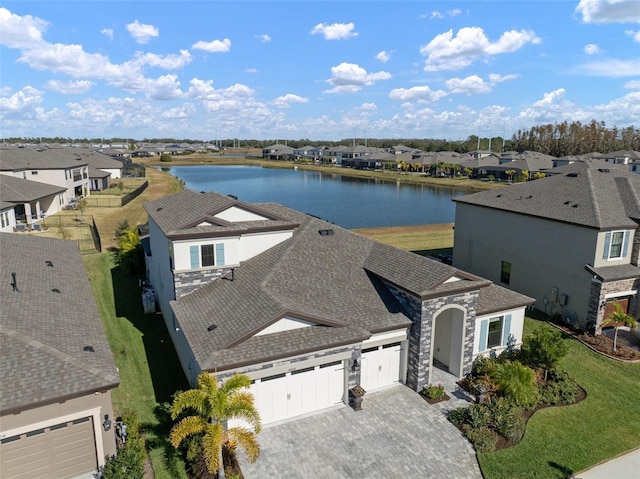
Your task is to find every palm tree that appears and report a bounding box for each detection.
[170,373,261,479]
[505,169,516,182]
[601,303,638,352]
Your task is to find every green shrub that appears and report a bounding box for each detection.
[421,383,446,399]
[102,413,146,479]
[520,326,568,378]
[490,360,539,407]
[467,404,491,429]
[463,425,499,453]
[501,414,526,443]
[160,153,172,162]
[539,371,580,405]
[448,407,470,426]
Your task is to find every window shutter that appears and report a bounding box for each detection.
[603,232,611,259]
[502,314,512,346]
[479,319,488,352]
[622,231,630,257]
[216,243,225,266]
[189,245,199,269]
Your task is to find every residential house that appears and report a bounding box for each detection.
[0,233,120,477]
[0,146,91,205]
[452,160,640,333]
[261,144,295,160]
[595,150,640,174]
[0,175,66,229]
[143,190,533,425]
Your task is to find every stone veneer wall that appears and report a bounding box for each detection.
[588,277,640,333]
[383,282,478,392]
[632,231,640,267]
[174,267,234,299]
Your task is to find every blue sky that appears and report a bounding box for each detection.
[1,1,639,141]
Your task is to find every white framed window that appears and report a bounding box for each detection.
[189,243,226,269]
[487,317,503,348]
[604,231,629,260]
[479,314,512,352]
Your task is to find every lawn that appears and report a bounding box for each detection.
[478,317,640,479]
[83,252,189,478]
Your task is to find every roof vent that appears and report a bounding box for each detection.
[564,201,571,205]
[567,173,579,177]
[572,204,579,208]
[318,229,335,236]
[46,260,53,267]
[227,194,238,200]
[496,194,503,198]
[52,288,61,293]
[11,272,19,292]
[526,195,533,199]
[83,346,95,352]
[156,207,163,212]
[598,168,610,173]
[207,324,217,332]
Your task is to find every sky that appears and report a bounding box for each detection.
[1,0,640,142]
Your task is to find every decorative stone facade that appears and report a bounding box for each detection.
[174,267,234,299]
[588,277,640,333]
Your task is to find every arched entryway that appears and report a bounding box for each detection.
[429,307,466,383]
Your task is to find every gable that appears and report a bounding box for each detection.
[254,316,318,336]
[214,206,270,222]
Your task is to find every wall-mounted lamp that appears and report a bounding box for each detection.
[103,414,112,432]
[599,300,607,310]
[351,358,360,372]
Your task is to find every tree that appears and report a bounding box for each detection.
[170,373,261,479]
[505,169,516,182]
[520,326,568,380]
[115,226,143,275]
[601,303,638,352]
[464,167,473,178]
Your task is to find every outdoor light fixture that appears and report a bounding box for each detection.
[351,358,360,372]
[600,300,607,310]
[103,414,112,432]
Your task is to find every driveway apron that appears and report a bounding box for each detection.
[239,385,482,479]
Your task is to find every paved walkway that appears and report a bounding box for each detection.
[572,447,640,479]
[240,380,480,479]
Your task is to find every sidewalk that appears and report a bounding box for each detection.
[572,447,640,479]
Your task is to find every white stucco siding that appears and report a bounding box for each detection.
[173,237,239,271]
[100,168,121,179]
[22,169,67,188]
[214,206,269,222]
[454,204,597,321]
[147,218,175,318]
[238,230,293,262]
[473,307,526,357]
[255,317,315,336]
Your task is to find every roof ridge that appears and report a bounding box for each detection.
[585,169,605,228]
[0,325,119,384]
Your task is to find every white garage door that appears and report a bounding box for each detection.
[250,360,345,425]
[0,416,98,479]
[360,342,402,391]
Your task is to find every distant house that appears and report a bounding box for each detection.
[595,150,640,175]
[142,190,533,426]
[453,160,640,333]
[0,233,120,477]
[261,144,295,160]
[0,174,66,229]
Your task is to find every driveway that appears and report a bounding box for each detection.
[239,385,482,479]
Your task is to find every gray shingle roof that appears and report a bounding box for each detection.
[454,160,640,230]
[0,174,66,203]
[0,233,119,413]
[585,263,640,282]
[167,198,522,372]
[0,146,88,170]
[144,190,299,238]
[476,284,535,316]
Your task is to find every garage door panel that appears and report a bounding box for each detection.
[361,343,402,391]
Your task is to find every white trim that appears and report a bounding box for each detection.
[605,290,637,299]
[231,350,352,381]
[0,407,106,467]
[361,329,407,347]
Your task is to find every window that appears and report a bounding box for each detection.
[501,261,511,284]
[201,244,214,266]
[487,317,503,348]
[604,231,629,260]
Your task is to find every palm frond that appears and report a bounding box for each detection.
[170,415,207,448]
[219,373,252,395]
[228,427,261,463]
[225,393,262,432]
[201,422,224,474]
[170,388,209,419]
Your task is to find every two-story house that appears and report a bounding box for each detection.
[143,190,533,425]
[453,159,640,333]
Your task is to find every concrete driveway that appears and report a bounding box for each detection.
[239,385,482,479]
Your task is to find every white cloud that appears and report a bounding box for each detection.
[448,9,462,17]
[0,85,43,113]
[488,73,519,83]
[161,103,196,119]
[624,79,640,89]
[245,68,258,73]
[256,34,271,43]
[145,74,183,101]
[45,80,94,94]
[430,11,444,19]
[310,22,358,40]
[126,20,159,44]
[273,93,309,108]
[577,58,640,76]
[420,27,540,71]
[361,102,377,111]
[101,28,114,41]
[575,0,640,23]
[192,38,231,53]
[625,29,640,42]
[0,7,47,49]
[324,62,391,93]
[584,43,601,54]
[131,50,192,69]
[375,50,392,63]
[446,75,492,94]
[389,85,447,102]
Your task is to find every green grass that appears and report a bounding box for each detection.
[479,317,640,479]
[84,253,189,479]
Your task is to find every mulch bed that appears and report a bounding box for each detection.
[550,323,640,361]
[421,393,451,404]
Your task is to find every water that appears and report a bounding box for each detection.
[163,165,464,229]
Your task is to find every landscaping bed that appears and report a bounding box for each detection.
[548,320,640,361]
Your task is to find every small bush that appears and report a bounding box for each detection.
[520,326,568,379]
[467,404,491,429]
[160,153,173,162]
[102,413,145,479]
[501,414,526,443]
[463,425,499,453]
[448,407,470,426]
[421,383,446,399]
[490,360,539,407]
[539,371,580,405]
